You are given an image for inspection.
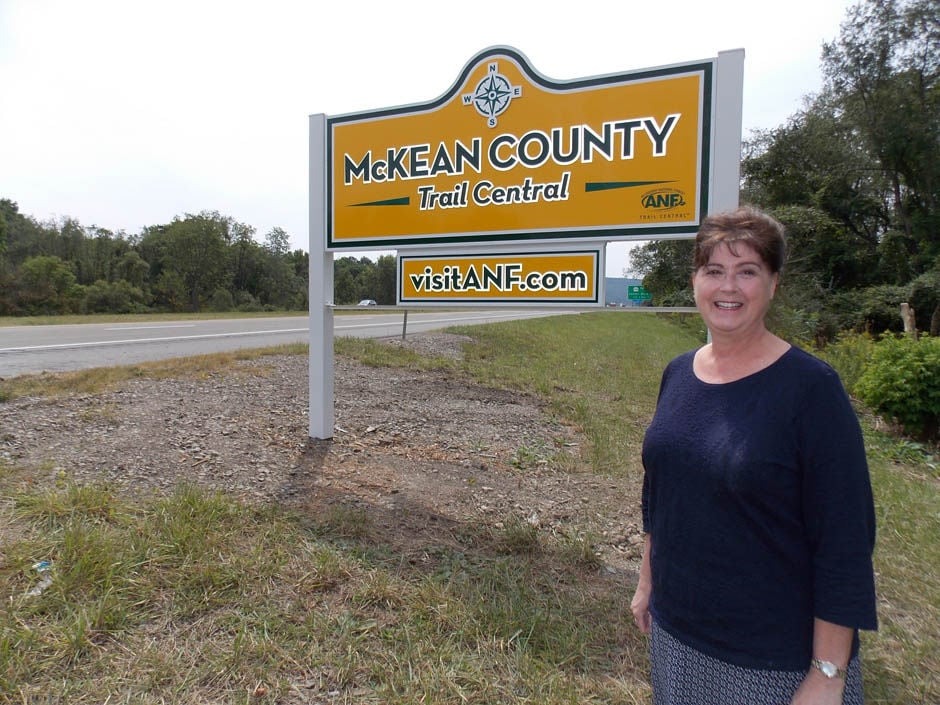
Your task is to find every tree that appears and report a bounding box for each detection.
[115,250,151,289]
[374,255,397,305]
[156,213,232,311]
[16,255,83,314]
[822,0,940,269]
[773,204,880,291]
[334,256,376,304]
[264,227,291,257]
[286,249,309,309]
[0,199,50,267]
[230,228,267,304]
[628,240,694,305]
[0,204,7,264]
[742,99,889,248]
[908,269,940,334]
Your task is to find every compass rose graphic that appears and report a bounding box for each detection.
[463,62,522,127]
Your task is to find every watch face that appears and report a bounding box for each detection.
[813,659,843,678]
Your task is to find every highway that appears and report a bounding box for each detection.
[0,309,575,378]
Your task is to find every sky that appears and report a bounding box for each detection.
[0,0,857,277]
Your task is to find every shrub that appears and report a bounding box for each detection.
[767,302,819,348]
[816,332,877,394]
[854,336,940,442]
[234,290,263,312]
[83,279,149,314]
[826,285,911,335]
[208,287,234,312]
[16,255,84,314]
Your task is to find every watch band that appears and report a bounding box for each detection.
[811,658,847,680]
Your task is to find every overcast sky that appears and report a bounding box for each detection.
[0,0,856,276]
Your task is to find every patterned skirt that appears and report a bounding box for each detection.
[650,620,864,705]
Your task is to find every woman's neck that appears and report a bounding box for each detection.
[708,325,776,358]
[696,328,790,383]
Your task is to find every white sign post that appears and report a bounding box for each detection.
[308,113,335,440]
[711,49,745,213]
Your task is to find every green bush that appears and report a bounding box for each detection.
[234,290,264,312]
[208,287,234,312]
[83,279,149,314]
[768,302,820,347]
[816,332,877,394]
[855,336,940,442]
[826,285,911,335]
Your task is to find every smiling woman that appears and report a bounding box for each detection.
[632,206,878,705]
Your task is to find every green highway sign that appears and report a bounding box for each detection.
[628,285,652,301]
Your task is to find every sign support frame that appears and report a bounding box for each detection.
[308,48,745,440]
[309,113,335,440]
[710,49,744,213]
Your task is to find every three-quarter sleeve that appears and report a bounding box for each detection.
[799,367,878,631]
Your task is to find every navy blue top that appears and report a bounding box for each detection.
[641,346,877,670]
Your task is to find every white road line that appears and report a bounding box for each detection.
[332,312,533,330]
[105,324,197,330]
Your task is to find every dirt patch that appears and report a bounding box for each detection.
[0,333,645,573]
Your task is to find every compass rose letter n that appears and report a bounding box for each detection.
[463,62,522,127]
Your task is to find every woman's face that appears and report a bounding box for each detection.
[692,240,778,338]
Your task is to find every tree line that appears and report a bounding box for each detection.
[0,204,397,316]
[630,0,939,341]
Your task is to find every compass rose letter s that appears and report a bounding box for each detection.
[462,62,522,127]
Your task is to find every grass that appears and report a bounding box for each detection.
[1,480,643,704]
[451,312,702,476]
[860,431,940,703]
[1,311,938,703]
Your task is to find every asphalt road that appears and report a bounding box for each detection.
[0,309,573,378]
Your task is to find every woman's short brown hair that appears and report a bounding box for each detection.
[693,206,787,274]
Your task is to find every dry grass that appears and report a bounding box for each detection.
[0,343,308,402]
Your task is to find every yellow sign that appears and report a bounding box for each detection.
[327,46,712,250]
[398,250,600,305]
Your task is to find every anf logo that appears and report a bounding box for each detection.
[462,62,521,127]
[641,188,687,210]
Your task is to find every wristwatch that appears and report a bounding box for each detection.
[811,658,846,680]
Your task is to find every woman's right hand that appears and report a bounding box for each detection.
[632,534,653,634]
[631,580,652,633]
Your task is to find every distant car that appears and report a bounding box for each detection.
[357,299,377,306]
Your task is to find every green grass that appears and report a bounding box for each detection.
[1,312,937,703]
[334,336,457,372]
[860,430,940,703]
[450,312,703,475]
